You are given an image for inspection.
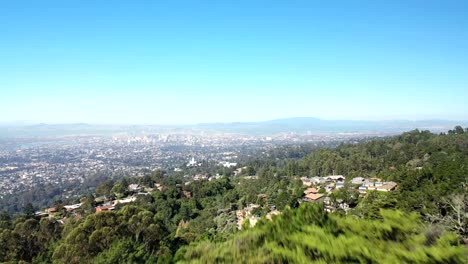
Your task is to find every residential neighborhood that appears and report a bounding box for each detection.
[299,175,398,213]
[31,165,399,233]
[35,183,156,223]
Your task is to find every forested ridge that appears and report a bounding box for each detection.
[0,128,467,263]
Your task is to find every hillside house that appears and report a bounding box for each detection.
[301,177,313,187]
[325,175,346,182]
[377,182,398,192]
[304,187,319,195]
[95,204,115,213]
[64,203,82,212]
[304,193,325,203]
[351,177,365,185]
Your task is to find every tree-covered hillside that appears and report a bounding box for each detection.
[0,128,467,263]
[288,129,467,236]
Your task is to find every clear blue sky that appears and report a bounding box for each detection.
[1,0,467,124]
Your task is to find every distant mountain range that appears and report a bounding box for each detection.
[193,117,468,135]
[1,117,467,138]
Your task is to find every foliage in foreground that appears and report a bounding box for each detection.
[177,203,466,263]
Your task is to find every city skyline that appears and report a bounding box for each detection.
[1,1,468,124]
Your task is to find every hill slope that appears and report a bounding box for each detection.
[177,203,465,263]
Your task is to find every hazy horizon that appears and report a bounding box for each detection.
[2,116,468,127]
